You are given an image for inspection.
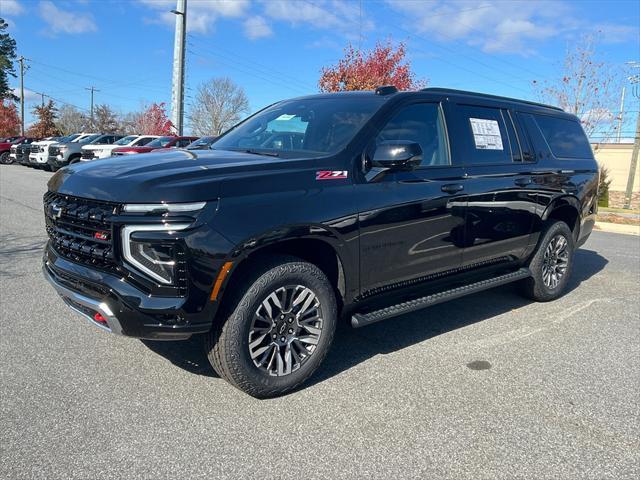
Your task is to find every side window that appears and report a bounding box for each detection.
[375,103,450,167]
[178,139,192,147]
[458,105,514,164]
[532,114,593,159]
[136,137,152,146]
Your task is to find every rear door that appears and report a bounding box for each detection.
[445,102,537,267]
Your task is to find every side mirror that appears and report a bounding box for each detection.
[372,141,423,171]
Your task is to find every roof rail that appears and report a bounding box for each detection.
[421,87,564,112]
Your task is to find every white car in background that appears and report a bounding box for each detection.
[81,135,160,160]
[29,134,82,169]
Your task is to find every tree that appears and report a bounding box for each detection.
[532,34,622,140]
[56,104,88,135]
[27,100,61,137]
[0,99,19,136]
[0,18,18,101]
[134,102,173,135]
[188,77,249,136]
[93,104,119,133]
[319,41,425,92]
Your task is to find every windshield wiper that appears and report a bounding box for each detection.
[241,149,279,157]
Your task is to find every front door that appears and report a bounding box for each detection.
[358,102,466,295]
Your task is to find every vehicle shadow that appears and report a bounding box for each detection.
[141,248,608,386]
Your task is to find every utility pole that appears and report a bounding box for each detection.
[85,86,99,129]
[18,56,25,136]
[170,0,187,135]
[623,109,639,209]
[623,63,640,209]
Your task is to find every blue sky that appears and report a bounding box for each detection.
[2,0,639,137]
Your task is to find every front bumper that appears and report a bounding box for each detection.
[43,245,214,340]
[48,155,69,168]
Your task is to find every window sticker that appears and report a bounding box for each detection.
[275,114,296,121]
[469,118,503,150]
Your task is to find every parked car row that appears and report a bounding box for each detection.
[2,133,217,170]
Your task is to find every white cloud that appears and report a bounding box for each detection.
[139,0,250,34]
[38,1,97,35]
[1,0,24,16]
[385,0,573,55]
[262,0,373,36]
[244,16,272,40]
[12,87,41,104]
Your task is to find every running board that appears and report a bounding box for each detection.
[351,268,531,328]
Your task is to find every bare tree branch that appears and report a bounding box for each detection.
[188,77,249,136]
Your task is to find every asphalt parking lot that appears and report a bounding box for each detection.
[1,164,639,479]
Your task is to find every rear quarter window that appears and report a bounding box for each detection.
[532,114,593,159]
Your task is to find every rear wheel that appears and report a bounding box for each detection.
[520,220,575,302]
[205,256,337,398]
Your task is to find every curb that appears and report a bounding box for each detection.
[594,222,640,236]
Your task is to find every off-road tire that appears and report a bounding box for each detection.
[520,220,575,302]
[205,255,337,398]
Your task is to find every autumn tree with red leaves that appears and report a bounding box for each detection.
[134,102,174,135]
[319,41,425,92]
[0,100,20,136]
[27,100,61,138]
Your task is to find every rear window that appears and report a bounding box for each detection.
[532,115,592,159]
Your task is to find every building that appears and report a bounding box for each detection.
[592,143,639,209]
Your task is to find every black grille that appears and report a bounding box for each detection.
[81,150,95,160]
[30,144,40,154]
[44,192,120,274]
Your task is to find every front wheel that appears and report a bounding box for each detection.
[0,152,12,164]
[520,220,575,302]
[205,256,337,398]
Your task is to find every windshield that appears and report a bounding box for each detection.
[115,135,138,145]
[147,136,175,147]
[80,134,101,144]
[213,97,383,158]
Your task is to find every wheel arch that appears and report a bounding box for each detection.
[541,195,581,239]
[217,228,352,316]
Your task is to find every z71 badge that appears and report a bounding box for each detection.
[316,170,348,180]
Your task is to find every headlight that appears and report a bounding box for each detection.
[59,146,68,151]
[123,202,206,214]
[122,223,191,284]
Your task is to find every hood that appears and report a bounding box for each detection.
[47,148,308,203]
[83,144,111,151]
[113,146,155,153]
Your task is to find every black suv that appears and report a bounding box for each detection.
[42,87,598,397]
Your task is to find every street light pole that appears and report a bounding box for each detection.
[19,56,25,136]
[170,0,187,136]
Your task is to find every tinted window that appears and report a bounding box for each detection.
[457,105,513,164]
[375,103,449,167]
[135,137,154,146]
[147,136,175,147]
[533,114,593,159]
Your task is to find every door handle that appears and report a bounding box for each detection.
[441,183,464,194]
[514,177,532,187]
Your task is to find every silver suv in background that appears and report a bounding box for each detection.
[47,134,123,170]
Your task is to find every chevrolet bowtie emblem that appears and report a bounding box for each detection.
[51,203,63,219]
